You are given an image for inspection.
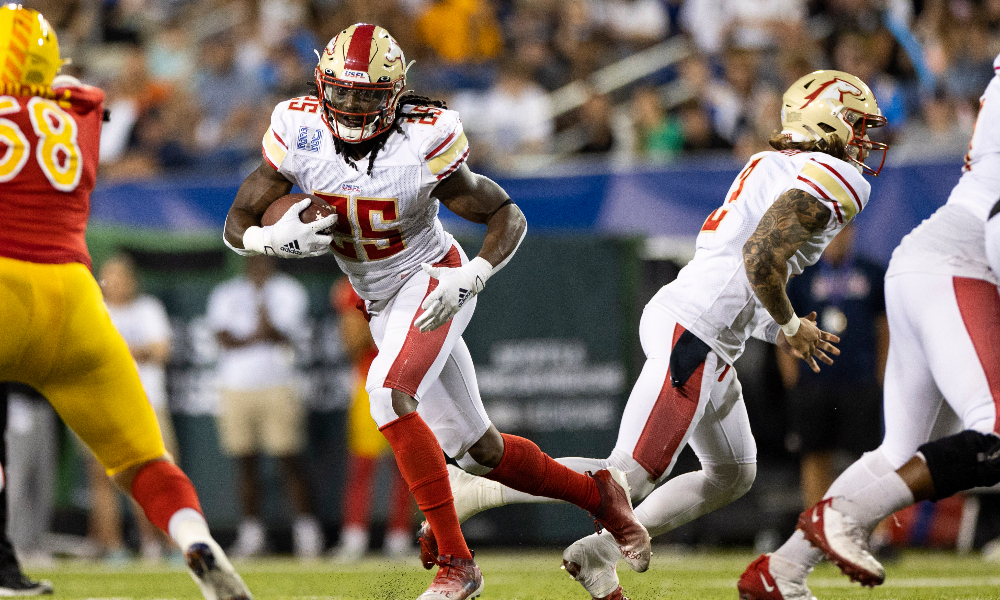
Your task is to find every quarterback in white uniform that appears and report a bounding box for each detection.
[739,54,1000,600]
[441,70,885,600]
[222,24,649,600]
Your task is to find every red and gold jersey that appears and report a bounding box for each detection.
[0,83,104,269]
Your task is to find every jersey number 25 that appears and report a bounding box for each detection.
[313,192,406,261]
[0,96,82,192]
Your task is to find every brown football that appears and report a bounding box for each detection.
[262,193,335,234]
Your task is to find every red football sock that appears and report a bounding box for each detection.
[342,455,376,527]
[387,463,414,533]
[380,412,471,560]
[485,434,601,513]
[130,460,203,533]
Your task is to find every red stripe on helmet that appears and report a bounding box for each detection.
[344,24,376,72]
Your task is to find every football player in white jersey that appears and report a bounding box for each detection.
[738,54,1000,600]
[221,24,649,600]
[433,70,887,599]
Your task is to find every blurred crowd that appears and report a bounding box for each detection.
[28,0,1000,177]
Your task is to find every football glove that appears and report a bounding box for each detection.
[414,257,493,332]
[243,198,336,259]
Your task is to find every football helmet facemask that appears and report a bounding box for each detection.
[780,70,888,176]
[0,3,62,88]
[315,23,408,143]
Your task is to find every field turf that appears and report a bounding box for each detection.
[26,547,1000,599]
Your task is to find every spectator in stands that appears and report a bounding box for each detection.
[89,254,177,564]
[778,225,889,508]
[414,0,502,89]
[576,91,618,154]
[589,0,669,50]
[630,86,683,162]
[206,256,322,560]
[453,59,552,169]
[329,280,414,562]
[678,99,732,153]
[680,0,806,55]
[99,46,171,165]
[0,384,54,594]
[892,87,974,162]
[193,35,263,152]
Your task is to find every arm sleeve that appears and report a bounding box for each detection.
[792,158,871,228]
[419,109,470,186]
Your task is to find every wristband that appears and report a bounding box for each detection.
[468,256,494,292]
[242,226,266,254]
[780,313,801,338]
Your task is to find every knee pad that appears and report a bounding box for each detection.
[454,452,492,476]
[918,430,1000,500]
[704,461,756,502]
[368,388,397,428]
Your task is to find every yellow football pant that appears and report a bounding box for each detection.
[0,256,166,475]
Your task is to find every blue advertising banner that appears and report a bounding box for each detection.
[91,159,964,264]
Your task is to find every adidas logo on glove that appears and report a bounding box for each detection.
[456,287,472,308]
[279,240,302,255]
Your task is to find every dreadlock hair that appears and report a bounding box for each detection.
[768,131,848,161]
[318,83,449,175]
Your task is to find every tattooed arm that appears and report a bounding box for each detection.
[743,188,840,372]
[743,188,831,323]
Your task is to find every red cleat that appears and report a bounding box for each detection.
[590,468,651,573]
[418,521,439,569]
[416,554,484,600]
[798,498,885,588]
[737,554,815,600]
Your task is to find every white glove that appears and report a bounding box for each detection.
[242,198,336,258]
[414,257,493,332]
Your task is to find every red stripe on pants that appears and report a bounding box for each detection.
[383,246,462,396]
[633,323,706,479]
[953,277,1000,433]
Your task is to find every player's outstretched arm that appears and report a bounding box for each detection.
[223,160,335,258]
[743,189,839,372]
[415,164,527,332]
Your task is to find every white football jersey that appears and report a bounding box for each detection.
[652,150,871,363]
[887,53,1000,285]
[262,97,470,300]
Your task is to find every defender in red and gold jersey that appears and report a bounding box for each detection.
[0,5,250,599]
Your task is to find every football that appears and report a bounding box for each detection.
[261,193,335,234]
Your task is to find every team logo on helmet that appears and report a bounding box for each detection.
[314,23,407,143]
[800,78,865,109]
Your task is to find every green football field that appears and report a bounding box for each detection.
[24,548,1000,599]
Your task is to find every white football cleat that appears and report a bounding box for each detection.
[184,539,252,600]
[561,531,622,599]
[798,497,885,587]
[738,554,816,600]
[447,464,504,523]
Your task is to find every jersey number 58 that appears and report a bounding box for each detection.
[0,96,82,192]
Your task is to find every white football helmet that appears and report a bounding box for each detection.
[314,23,408,143]
[780,70,888,175]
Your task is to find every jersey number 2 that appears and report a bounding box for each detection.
[700,157,762,232]
[0,96,82,191]
[313,192,405,260]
